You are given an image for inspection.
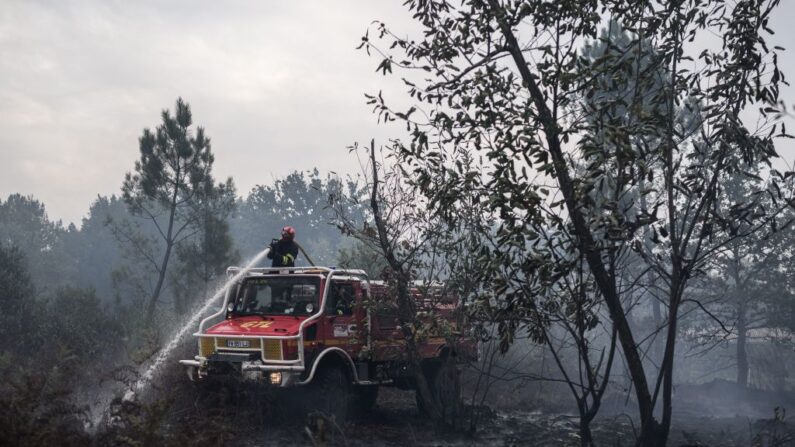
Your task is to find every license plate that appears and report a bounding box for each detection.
[226,339,251,348]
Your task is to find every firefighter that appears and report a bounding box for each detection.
[329,284,354,316]
[267,226,299,267]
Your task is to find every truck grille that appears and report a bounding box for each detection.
[263,340,283,361]
[201,337,283,361]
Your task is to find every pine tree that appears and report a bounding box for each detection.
[121,98,233,323]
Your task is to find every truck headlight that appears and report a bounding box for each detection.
[269,372,282,385]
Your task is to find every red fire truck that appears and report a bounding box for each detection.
[179,266,475,419]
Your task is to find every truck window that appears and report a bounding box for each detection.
[374,301,399,330]
[232,276,320,316]
[326,283,356,316]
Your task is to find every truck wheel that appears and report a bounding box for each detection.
[308,365,351,424]
[352,385,379,413]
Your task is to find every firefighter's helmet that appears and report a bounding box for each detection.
[281,226,296,240]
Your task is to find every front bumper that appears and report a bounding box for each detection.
[179,357,304,387]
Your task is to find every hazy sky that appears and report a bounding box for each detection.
[0,1,415,225]
[2,1,794,226]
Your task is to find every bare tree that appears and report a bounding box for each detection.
[330,141,485,426]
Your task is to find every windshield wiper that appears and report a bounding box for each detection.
[230,310,270,320]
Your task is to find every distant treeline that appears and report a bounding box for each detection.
[0,168,367,316]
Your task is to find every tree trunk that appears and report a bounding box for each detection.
[579,419,594,447]
[654,284,682,447]
[487,4,661,443]
[394,272,442,421]
[578,406,596,447]
[146,239,173,322]
[650,274,663,363]
[366,140,447,424]
[732,258,749,390]
[737,305,749,389]
[146,178,180,323]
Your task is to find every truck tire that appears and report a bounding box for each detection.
[308,364,351,424]
[352,385,379,413]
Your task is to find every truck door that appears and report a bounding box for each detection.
[321,281,362,354]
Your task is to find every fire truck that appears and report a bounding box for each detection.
[179,266,475,419]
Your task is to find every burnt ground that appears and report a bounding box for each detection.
[95,347,795,446]
[188,385,795,446]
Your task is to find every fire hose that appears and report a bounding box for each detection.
[294,240,316,266]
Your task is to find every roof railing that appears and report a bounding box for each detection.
[225,266,367,278]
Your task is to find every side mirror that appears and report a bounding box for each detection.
[227,302,234,313]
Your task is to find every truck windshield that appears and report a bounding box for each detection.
[232,276,321,316]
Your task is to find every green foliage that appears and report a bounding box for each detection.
[0,366,92,447]
[0,244,39,358]
[0,281,125,388]
[0,194,74,294]
[0,247,128,446]
[360,0,792,443]
[42,286,125,364]
[122,98,219,212]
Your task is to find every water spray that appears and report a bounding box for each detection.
[120,247,271,402]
